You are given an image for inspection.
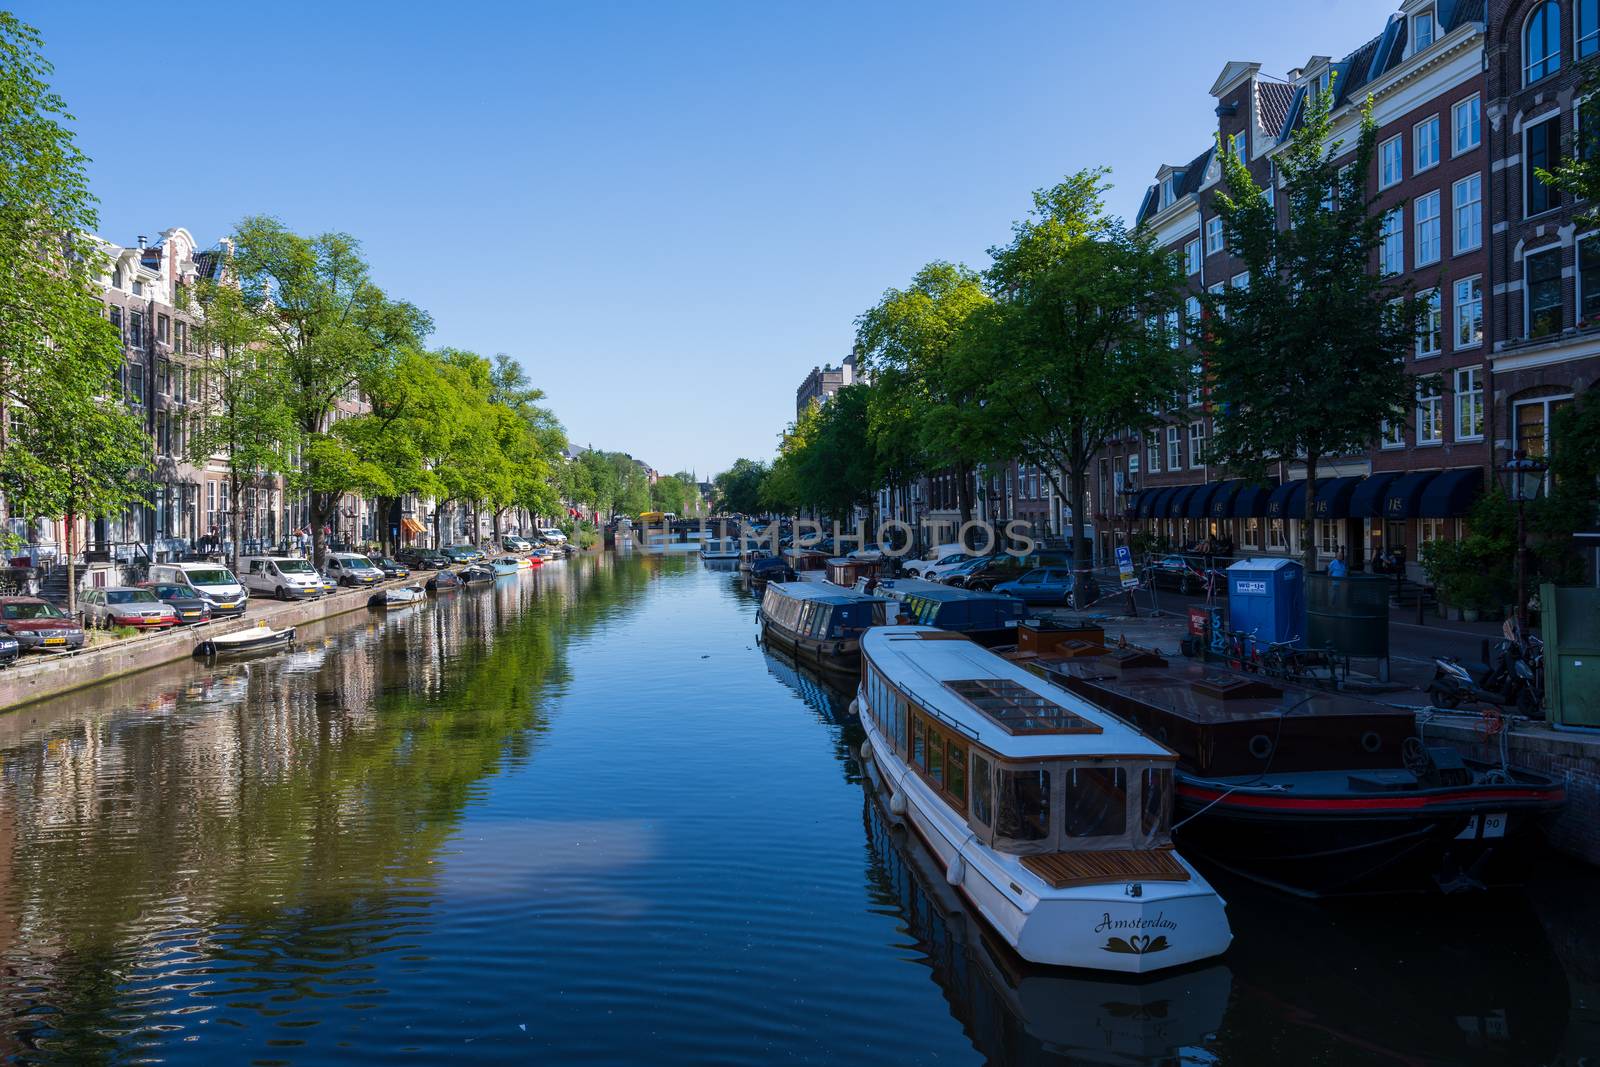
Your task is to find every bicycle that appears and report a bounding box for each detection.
[1225,629,1263,673]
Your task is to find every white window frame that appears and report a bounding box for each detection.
[1381,208,1405,275]
[1379,134,1404,189]
[1205,217,1224,255]
[1514,393,1574,465]
[1416,375,1445,445]
[1455,366,1484,441]
[1582,0,1600,60]
[1184,238,1202,275]
[1524,241,1564,339]
[1577,230,1600,326]
[1523,110,1562,218]
[1188,421,1206,468]
[1232,271,1250,290]
[1452,94,1481,156]
[1414,190,1441,266]
[1412,8,1436,53]
[1455,274,1484,349]
[1147,431,1161,474]
[1380,416,1405,449]
[1452,174,1482,253]
[1417,288,1442,357]
[1166,425,1181,470]
[1414,115,1441,173]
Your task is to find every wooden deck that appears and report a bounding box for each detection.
[1021,848,1191,888]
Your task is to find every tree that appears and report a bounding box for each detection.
[969,169,1187,573]
[855,262,992,523]
[182,267,297,571]
[1201,82,1425,572]
[1539,65,1600,227]
[713,459,769,516]
[0,13,136,550]
[228,216,430,564]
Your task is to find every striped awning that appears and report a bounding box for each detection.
[400,517,427,537]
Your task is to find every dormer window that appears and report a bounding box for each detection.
[1229,131,1248,160]
[1315,69,1331,98]
[1412,8,1435,53]
[111,266,123,290]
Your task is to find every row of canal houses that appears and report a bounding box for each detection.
[1099,0,1598,584]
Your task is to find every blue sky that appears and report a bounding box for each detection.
[21,0,1398,477]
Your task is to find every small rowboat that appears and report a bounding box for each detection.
[490,557,522,576]
[369,585,426,608]
[459,564,495,583]
[194,624,295,659]
[427,570,463,592]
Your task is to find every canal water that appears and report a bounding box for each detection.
[0,554,1595,1064]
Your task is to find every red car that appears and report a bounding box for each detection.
[80,587,179,630]
[0,596,87,651]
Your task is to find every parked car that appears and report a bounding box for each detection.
[141,582,215,625]
[239,556,325,600]
[443,545,486,564]
[502,536,533,553]
[0,631,18,666]
[396,547,452,570]
[147,561,249,615]
[316,570,338,596]
[948,555,1032,591]
[324,551,385,587]
[905,550,973,580]
[0,597,86,651]
[80,587,180,631]
[1148,554,1225,595]
[373,556,411,579]
[992,567,1079,605]
[537,527,568,545]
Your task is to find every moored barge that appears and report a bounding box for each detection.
[857,626,1232,973]
[758,582,887,677]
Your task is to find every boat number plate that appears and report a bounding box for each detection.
[1455,814,1507,840]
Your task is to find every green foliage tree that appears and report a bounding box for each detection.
[969,169,1187,571]
[1201,83,1425,572]
[228,216,430,563]
[712,458,769,516]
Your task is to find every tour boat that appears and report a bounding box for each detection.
[758,581,888,678]
[193,624,296,659]
[874,578,1026,647]
[699,537,742,561]
[856,626,1232,973]
[369,585,427,608]
[1036,652,1567,897]
[490,557,522,576]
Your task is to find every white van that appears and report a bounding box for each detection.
[240,556,325,600]
[538,527,567,545]
[146,561,249,616]
[323,552,384,587]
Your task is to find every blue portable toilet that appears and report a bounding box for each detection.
[1226,557,1306,649]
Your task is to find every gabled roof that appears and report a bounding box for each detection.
[1135,146,1213,225]
[1256,80,1296,140]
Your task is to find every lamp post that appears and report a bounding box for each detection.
[1120,478,1139,617]
[1501,450,1547,633]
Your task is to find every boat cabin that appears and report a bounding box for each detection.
[827,554,883,587]
[861,627,1180,865]
[783,548,829,578]
[875,579,1025,646]
[761,581,888,640]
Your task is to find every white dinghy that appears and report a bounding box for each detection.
[194,624,295,659]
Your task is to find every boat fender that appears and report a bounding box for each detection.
[1248,733,1274,760]
[848,697,860,716]
[889,789,907,817]
[945,855,964,886]
[858,739,872,764]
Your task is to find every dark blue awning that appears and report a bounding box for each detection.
[1418,467,1484,517]
[1382,471,1439,519]
[1166,484,1202,517]
[1312,476,1364,519]
[1125,488,1150,518]
[1208,480,1243,517]
[1145,487,1177,518]
[1185,482,1222,517]
[1348,471,1400,517]
[1232,480,1276,517]
[1266,480,1302,520]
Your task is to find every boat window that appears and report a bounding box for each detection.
[926,727,944,785]
[812,605,832,638]
[971,755,993,827]
[1141,767,1174,841]
[946,742,967,806]
[893,695,907,753]
[911,716,926,768]
[1063,766,1127,838]
[996,768,1052,846]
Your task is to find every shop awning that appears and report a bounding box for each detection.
[1347,471,1400,517]
[1205,480,1241,517]
[1165,484,1202,517]
[1148,487,1179,518]
[1312,476,1364,519]
[1231,480,1275,517]
[400,517,426,537]
[1137,488,1163,518]
[1125,488,1151,518]
[1184,482,1222,518]
[1381,471,1439,519]
[1266,480,1303,520]
[1418,467,1484,517]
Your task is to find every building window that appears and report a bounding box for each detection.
[1453,95,1481,154]
[1268,519,1286,549]
[1318,520,1341,554]
[1185,295,1201,335]
[1165,309,1181,349]
[1525,2,1561,84]
[1420,517,1448,547]
[1452,174,1482,253]
[156,314,169,344]
[1417,376,1444,444]
[1516,395,1574,461]
[1526,246,1563,338]
[1526,115,1560,216]
[1580,235,1600,325]
[1455,367,1484,440]
[1455,275,1483,348]
[1166,426,1181,470]
[1185,238,1202,275]
[129,362,145,405]
[1414,116,1440,171]
[1381,209,1404,274]
[1583,0,1600,59]
[1188,421,1206,467]
[1380,416,1405,449]
[1205,216,1224,255]
[130,311,143,347]
[1230,130,1248,160]
[1413,8,1435,51]
[1232,271,1250,291]
[109,306,122,335]
[1243,517,1261,549]
[1379,135,1404,188]
[1414,191,1441,266]
[1147,432,1160,474]
[1128,452,1140,480]
[1418,289,1442,356]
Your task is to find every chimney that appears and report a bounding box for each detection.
[137,235,147,249]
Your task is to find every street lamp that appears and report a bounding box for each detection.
[1119,478,1139,617]
[1501,450,1547,632]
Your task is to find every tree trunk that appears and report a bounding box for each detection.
[229,470,242,572]
[310,488,328,568]
[1068,465,1088,574]
[1302,452,1320,573]
[957,462,973,526]
[65,510,77,616]
[493,507,503,546]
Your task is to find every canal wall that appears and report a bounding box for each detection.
[1425,713,1600,868]
[0,583,394,713]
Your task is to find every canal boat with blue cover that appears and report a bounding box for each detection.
[856,626,1232,973]
[874,579,1026,647]
[758,582,888,677]
[1035,652,1567,897]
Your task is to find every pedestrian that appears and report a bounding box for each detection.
[1329,545,1347,579]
